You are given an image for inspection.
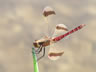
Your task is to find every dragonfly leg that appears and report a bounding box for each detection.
[35,48,40,52]
[37,47,45,61]
[35,46,42,54]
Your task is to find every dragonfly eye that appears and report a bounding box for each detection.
[33,42,38,48]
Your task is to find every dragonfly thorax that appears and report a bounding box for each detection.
[33,37,51,48]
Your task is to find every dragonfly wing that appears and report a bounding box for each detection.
[52,24,68,39]
[48,41,64,60]
[48,24,68,60]
[43,6,56,17]
[42,6,56,36]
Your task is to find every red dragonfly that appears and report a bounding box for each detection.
[33,6,86,61]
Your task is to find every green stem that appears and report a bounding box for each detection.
[32,47,39,72]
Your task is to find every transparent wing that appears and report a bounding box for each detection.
[48,24,68,60]
[43,6,56,17]
[42,6,56,36]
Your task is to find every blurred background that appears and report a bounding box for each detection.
[0,0,96,72]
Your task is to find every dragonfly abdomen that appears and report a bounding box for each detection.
[53,24,85,42]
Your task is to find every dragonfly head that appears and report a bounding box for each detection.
[33,40,40,48]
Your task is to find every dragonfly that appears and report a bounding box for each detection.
[33,6,85,61]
